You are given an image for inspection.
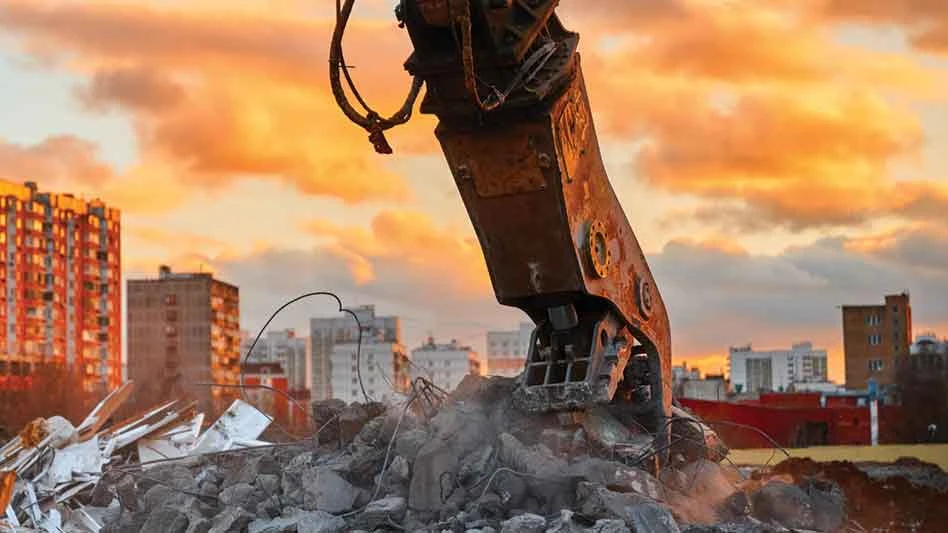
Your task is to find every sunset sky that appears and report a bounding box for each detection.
[1,0,947,382]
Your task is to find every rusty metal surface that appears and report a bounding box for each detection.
[333,0,673,456]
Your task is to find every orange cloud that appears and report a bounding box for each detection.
[302,210,491,296]
[815,0,948,54]
[0,0,429,204]
[127,226,230,254]
[0,135,200,213]
[571,0,945,231]
[0,135,115,188]
[1,0,945,231]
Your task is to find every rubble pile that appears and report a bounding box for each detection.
[0,382,274,532]
[767,457,948,531]
[2,375,941,532]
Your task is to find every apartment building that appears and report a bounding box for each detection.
[0,180,121,393]
[729,341,829,394]
[127,265,240,410]
[486,322,533,377]
[310,305,409,402]
[410,337,481,393]
[842,293,912,390]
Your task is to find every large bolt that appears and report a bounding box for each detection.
[638,278,654,318]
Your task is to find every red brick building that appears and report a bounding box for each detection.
[0,180,121,393]
[842,293,912,391]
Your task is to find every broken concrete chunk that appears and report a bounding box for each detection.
[497,433,568,478]
[622,503,681,533]
[356,415,385,446]
[142,484,189,513]
[751,481,816,530]
[115,475,138,512]
[248,515,299,533]
[669,407,728,464]
[45,416,79,449]
[576,482,655,522]
[394,428,429,462]
[142,507,190,533]
[255,474,281,496]
[208,505,254,533]
[355,496,408,529]
[569,458,664,501]
[409,407,492,511]
[492,469,528,508]
[458,445,495,486]
[295,510,347,533]
[219,482,255,507]
[577,408,640,452]
[338,404,370,443]
[300,468,359,513]
[388,455,411,483]
[677,460,737,507]
[587,519,632,533]
[500,512,546,533]
[546,511,632,533]
[223,454,281,488]
[186,517,213,533]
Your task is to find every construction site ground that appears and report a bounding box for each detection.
[729,443,948,470]
[2,376,946,532]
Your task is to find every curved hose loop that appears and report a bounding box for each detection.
[330,0,423,147]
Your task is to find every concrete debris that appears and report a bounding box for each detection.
[3,374,936,533]
[669,406,729,465]
[0,381,273,532]
[300,468,359,513]
[191,401,272,456]
[500,512,546,532]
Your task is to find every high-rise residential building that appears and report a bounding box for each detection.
[0,180,121,393]
[240,328,310,395]
[728,341,829,394]
[486,322,533,377]
[842,292,912,390]
[410,337,481,393]
[310,305,409,403]
[127,266,240,410]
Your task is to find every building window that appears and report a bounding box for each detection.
[866,315,881,326]
[868,334,881,345]
[868,359,884,372]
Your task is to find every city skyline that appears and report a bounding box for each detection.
[3,180,947,388]
[1,2,947,382]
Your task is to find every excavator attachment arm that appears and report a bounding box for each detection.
[331,0,672,440]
